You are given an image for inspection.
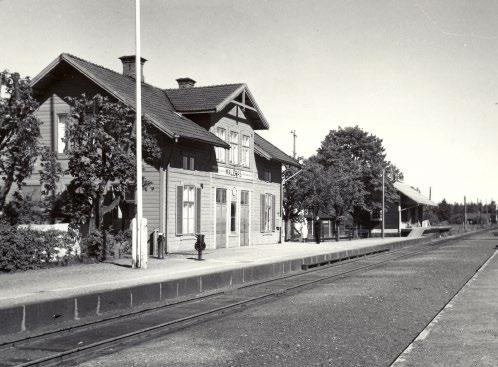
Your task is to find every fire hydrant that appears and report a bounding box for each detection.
[194,234,206,261]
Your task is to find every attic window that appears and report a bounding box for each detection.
[57,113,69,154]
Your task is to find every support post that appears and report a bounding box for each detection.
[133,0,146,269]
[290,130,297,159]
[398,204,401,237]
[381,168,385,239]
[464,195,467,231]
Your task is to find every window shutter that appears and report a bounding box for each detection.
[272,194,276,232]
[260,194,265,232]
[196,187,202,234]
[176,186,183,235]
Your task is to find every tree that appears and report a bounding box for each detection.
[0,71,41,211]
[293,154,366,241]
[436,199,452,222]
[282,158,303,241]
[315,126,403,233]
[63,94,161,238]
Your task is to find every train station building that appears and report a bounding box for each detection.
[28,53,300,254]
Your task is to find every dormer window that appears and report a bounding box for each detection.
[229,131,239,165]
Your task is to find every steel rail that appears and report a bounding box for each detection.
[3,231,494,367]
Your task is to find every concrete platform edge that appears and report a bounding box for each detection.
[0,230,486,338]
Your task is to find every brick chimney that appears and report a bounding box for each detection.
[176,77,196,89]
[119,55,147,82]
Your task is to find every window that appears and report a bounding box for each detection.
[216,187,227,204]
[241,135,250,167]
[215,127,227,163]
[22,185,41,201]
[182,186,195,234]
[182,154,195,170]
[240,190,249,205]
[264,169,272,182]
[57,113,69,153]
[230,200,237,232]
[260,193,275,232]
[177,186,201,235]
[229,131,239,165]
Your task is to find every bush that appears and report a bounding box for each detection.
[3,192,47,225]
[80,229,132,260]
[80,230,104,260]
[0,224,77,272]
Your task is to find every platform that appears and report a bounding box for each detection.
[0,232,479,338]
[392,247,498,366]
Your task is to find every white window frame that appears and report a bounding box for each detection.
[263,193,273,232]
[182,185,196,235]
[241,135,250,167]
[229,131,239,165]
[215,127,227,163]
[57,113,69,154]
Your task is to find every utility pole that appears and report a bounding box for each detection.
[429,187,432,200]
[290,130,297,158]
[381,168,385,239]
[464,195,467,231]
[133,0,146,269]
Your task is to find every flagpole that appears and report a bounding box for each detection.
[134,0,143,268]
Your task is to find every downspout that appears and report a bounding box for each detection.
[164,135,179,254]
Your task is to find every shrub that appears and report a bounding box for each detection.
[80,230,104,260]
[3,192,47,225]
[0,224,77,272]
[80,229,132,260]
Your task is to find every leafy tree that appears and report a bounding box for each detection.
[293,154,366,240]
[39,147,63,222]
[282,157,304,241]
[0,71,41,211]
[315,126,403,233]
[63,94,161,236]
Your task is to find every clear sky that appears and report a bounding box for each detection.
[1,0,497,204]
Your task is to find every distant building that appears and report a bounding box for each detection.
[26,53,300,254]
[370,182,436,236]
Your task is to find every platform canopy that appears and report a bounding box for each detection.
[394,182,436,206]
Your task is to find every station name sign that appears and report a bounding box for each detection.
[217,167,253,180]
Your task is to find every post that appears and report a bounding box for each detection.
[133,0,146,269]
[464,195,467,231]
[279,180,283,243]
[290,130,297,159]
[381,168,385,239]
[398,204,401,237]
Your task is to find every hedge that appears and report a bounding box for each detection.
[0,224,77,272]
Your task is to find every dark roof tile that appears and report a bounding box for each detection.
[37,54,229,148]
[164,84,244,112]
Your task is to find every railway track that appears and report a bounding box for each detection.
[0,233,492,367]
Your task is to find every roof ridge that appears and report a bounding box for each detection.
[61,53,166,93]
[163,82,244,91]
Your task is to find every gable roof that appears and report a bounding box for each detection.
[31,53,229,148]
[165,83,243,112]
[254,133,301,167]
[394,182,436,206]
[164,83,269,130]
